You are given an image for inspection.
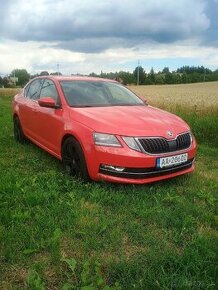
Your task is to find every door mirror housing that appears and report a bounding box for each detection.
[139,97,148,105]
[38,97,60,109]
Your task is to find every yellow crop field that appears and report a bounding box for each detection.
[130,81,218,114]
[0,88,20,98]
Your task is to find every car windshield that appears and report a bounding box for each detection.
[60,80,145,107]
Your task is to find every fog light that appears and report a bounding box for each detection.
[100,164,125,172]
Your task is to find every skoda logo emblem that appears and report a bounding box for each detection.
[167,131,173,137]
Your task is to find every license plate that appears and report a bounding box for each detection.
[157,153,188,168]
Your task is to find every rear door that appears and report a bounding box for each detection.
[19,78,44,139]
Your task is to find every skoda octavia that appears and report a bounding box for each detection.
[12,76,197,184]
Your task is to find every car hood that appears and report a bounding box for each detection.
[70,105,190,138]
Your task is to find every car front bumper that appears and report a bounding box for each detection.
[86,138,197,184]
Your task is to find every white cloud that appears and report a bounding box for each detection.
[0,40,85,75]
[0,0,210,52]
[1,39,218,75]
[0,0,217,75]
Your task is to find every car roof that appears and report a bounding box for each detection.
[32,75,117,83]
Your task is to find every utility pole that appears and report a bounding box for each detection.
[137,60,140,86]
[14,70,16,86]
[57,63,60,75]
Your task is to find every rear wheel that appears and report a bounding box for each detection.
[62,137,90,181]
[13,116,27,144]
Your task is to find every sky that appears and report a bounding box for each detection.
[0,0,218,76]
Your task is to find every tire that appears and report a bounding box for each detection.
[13,116,27,144]
[62,137,90,181]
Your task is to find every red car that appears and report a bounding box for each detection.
[12,76,197,184]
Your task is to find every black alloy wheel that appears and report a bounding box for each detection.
[13,117,27,144]
[62,137,90,181]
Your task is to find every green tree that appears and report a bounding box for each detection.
[3,77,9,88]
[145,67,155,84]
[165,72,173,84]
[0,76,3,87]
[155,73,165,84]
[10,69,30,87]
[171,72,181,84]
[50,72,62,76]
[39,71,49,76]
[118,71,135,85]
[133,66,146,85]
[162,67,170,74]
[149,67,155,84]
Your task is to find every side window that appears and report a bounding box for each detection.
[27,79,43,100]
[40,79,59,104]
[24,84,30,98]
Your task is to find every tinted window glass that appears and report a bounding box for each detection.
[60,81,144,107]
[27,79,43,100]
[40,79,59,103]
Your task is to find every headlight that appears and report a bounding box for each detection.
[93,133,121,147]
[122,136,141,152]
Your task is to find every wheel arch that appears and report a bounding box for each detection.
[13,113,19,120]
[61,133,91,181]
[60,127,95,179]
[61,133,82,157]
[61,127,92,154]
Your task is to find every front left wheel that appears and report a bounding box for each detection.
[13,116,27,144]
[61,137,90,182]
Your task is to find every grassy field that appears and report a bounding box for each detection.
[0,83,217,289]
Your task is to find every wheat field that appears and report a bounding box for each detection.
[129,81,218,114]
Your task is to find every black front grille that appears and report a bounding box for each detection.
[137,132,191,154]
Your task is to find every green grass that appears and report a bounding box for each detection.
[0,94,217,289]
[163,105,218,148]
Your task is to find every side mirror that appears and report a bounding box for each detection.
[38,97,60,109]
[139,96,148,105]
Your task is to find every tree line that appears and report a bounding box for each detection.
[95,66,218,85]
[1,66,218,87]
